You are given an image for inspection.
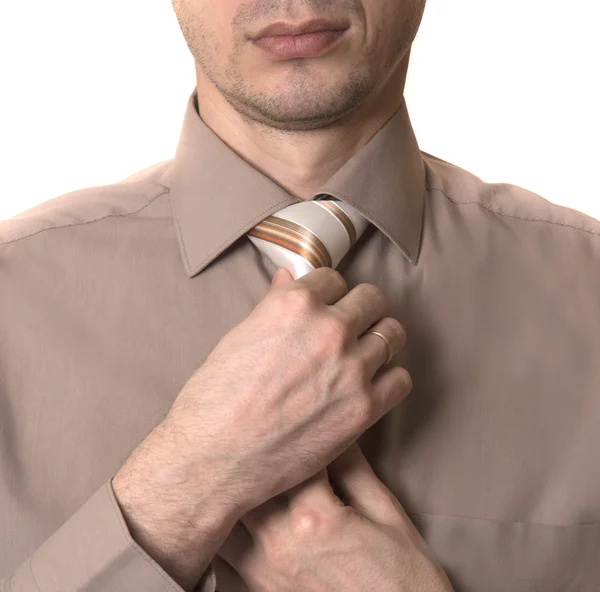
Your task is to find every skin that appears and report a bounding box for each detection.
[170,0,427,199]
[215,437,454,591]
[164,2,453,589]
[212,270,453,591]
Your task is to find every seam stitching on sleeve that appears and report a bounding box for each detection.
[0,188,170,247]
[427,185,600,239]
[28,556,42,592]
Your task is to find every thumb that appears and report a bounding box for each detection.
[327,442,406,526]
[286,468,345,511]
[270,267,294,288]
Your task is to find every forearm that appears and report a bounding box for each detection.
[112,419,242,592]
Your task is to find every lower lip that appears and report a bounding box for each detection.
[253,30,347,60]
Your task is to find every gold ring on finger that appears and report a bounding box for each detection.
[367,330,393,366]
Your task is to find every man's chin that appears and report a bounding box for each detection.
[234,95,362,131]
[218,64,371,130]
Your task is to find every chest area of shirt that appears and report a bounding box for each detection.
[5,234,600,591]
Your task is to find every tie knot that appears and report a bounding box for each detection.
[247,195,370,280]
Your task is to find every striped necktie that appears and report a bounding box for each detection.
[247,195,370,280]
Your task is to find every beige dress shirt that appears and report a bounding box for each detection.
[1,89,599,592]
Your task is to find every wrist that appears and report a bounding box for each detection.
[112,463,228,592]
[112,473,212,591]
[113,419,238,538]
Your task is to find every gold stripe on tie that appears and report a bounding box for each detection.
[317,200,357,246]
[247,215,333,269]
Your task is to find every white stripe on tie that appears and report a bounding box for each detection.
[247,195,371,280]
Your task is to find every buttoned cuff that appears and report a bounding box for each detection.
[7,477,216,592]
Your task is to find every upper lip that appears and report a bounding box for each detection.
[251,19,349,41]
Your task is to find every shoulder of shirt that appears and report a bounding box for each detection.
[422,151,600,240]
[0,159,174,247]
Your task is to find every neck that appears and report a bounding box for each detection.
[194,53,410,201]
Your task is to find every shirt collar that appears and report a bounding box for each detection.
[170,90,426,278]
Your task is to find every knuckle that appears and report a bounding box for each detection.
[284,286,319,311]
[321,314,350,347]
[327,268,348,294]
[360,283,386,309]
[290,504,344,540]
[289,506,325,536]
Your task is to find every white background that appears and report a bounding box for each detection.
[0,0,598,220]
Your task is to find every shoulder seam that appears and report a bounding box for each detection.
[427,185,600,240]
[0,187,170,247]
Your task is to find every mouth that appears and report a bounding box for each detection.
[249,19,349,41]
[249,19,350,61]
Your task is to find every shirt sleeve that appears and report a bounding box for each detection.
[1,477,216,592]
